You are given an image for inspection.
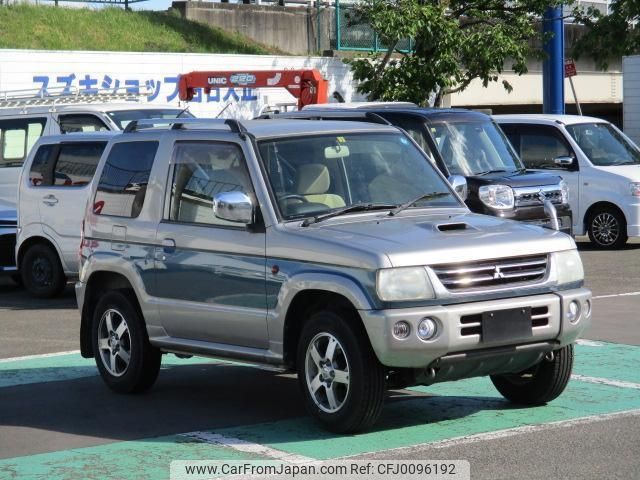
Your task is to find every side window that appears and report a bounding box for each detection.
[59,115,109,134]
[29,145,54,186]
[94,141,159,218]
[53,142,106,187]
[503,125,573,170]
[0,118,46,167]
[168,141,252,227]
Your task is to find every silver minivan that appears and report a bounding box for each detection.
[77,118,591,433]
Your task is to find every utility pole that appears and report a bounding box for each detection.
[542,5,565,114]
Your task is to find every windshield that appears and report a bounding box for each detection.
[107,109,194,130]
[258,132,460,220]
[430,120,524,176]
[565,122,640,166]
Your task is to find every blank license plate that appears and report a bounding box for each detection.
[482,307,532,343]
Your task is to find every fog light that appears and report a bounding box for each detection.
[584,299,592,318]
[393,321,411,339]
[417,317,438,340]
[567,300,581,324]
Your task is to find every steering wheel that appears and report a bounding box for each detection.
[279,194,309,203]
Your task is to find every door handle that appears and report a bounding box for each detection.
[42,194,58,206]
[161,238,176,254]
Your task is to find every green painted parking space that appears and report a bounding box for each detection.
[1,341,639,479]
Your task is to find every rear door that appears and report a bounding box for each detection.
[33,141,107,270]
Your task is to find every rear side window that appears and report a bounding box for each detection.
[94,141,159,218]
[0,118,46,168]
[28,142,106,187]
[59,114,109,134]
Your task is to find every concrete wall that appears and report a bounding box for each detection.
[173,1,334,55]
[623,56,640,145]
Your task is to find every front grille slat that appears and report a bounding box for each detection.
[513,185,563,207]
[433,254,548,292]
[460,306,550,337]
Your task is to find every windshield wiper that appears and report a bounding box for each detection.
[388,192,451,217]
[301,203,396,227]
[475,169,509,176]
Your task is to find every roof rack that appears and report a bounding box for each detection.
[123,118,248,137]
[0,86,151,109]
[257,110,393,126]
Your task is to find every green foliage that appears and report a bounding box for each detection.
[0,4,273,54]
[347,0,562,106]
[572,0,640,70]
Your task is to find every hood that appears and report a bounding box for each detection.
[278,210,575,268]
[595,164,640,182]
[0,199,17,224]
[466,170,562,188]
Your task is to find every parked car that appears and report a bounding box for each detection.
[0,199,18,284]
[265,106,573,234]
[0,91,193,208]
[77,117,590,433]
[495,114,640,249]
[17,133,114,297]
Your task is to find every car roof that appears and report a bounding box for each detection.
[0,103,181,116]
[493,114,609,125]
[290,105,491,122]
[303,101,418,110]
[36,132,119,144]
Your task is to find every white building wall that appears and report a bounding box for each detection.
[623,55,640,145]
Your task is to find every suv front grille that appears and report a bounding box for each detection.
[513,185,562,207]
[432,254,548,291]
[460,306,550,337]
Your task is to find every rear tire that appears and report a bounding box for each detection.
[490,344,574,405]
[587,207,627,249]
[297,309,386,433]
[92,290,161,394]
[21,244,66,298]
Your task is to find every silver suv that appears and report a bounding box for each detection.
[77,118,592,433]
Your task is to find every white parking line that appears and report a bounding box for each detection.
[0,350,80,363]
[592,291,640,299]
[180,431,316,464]
[343,409,640,457]
[575,339,604,346]
[571,374,640,390]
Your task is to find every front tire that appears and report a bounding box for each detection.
[92,290,161,393]
[21,244,66,298]
[297,309,386,433]
[588,207,627,249]
[490,344,574,405]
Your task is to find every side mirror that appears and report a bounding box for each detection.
[448,175,468,201]
[213,191,254,224]
[554,156,574,167]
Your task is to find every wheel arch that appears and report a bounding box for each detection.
[17,235,63,271]
[583,201,627,233]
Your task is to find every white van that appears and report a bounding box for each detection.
[0,89,191,208]
[495,115,640,249]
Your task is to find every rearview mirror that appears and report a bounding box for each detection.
[213,191,254,224]
[554,156,574,167]
[325,145,350,159]
[448,175,468,201]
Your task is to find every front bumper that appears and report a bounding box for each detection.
[485,203,573,235]
[0,228,17,275]
[360,287,591,368]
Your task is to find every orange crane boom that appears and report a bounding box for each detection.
[178,69,329,109]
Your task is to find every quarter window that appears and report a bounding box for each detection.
[168,142,252,227]
[0,118,46,167]
[28,142,106,187]
[94,141,159,218]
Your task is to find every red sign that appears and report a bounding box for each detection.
[564,61,577,78]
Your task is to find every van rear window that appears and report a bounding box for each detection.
[0,118,46,168]
[93,141,159,218]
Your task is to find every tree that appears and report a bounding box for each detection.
[347,0,564,107]
[572,0,640,70]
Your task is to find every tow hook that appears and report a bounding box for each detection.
[544,351,555,362]
[540,191,560,231]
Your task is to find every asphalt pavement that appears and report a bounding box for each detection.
[0,237,638,479]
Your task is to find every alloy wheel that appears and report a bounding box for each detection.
[97,309,132,377]
[305,332,350,413]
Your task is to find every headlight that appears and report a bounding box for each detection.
[560,180,569,203]
[377,267,435,301]
[479,184,514,210]
[554,250,584,285]
[630,182,640,197]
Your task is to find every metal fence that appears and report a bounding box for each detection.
[335,0,413,52]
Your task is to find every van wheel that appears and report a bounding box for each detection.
[92,290,161,393]
[490,344,574,405]
[21,244,66,298]
[588,207,627,249]
[297,309,385,433]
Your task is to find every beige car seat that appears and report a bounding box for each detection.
[294,164,345,208]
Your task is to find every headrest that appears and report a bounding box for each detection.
[294,163,330,195]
